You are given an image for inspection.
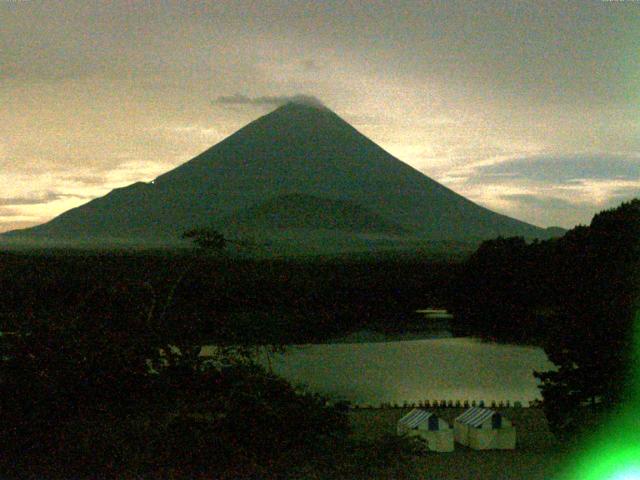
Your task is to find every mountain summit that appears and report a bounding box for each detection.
[4,102,558,250]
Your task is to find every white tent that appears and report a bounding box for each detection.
[397,408,454,452]
[454,407,516,450]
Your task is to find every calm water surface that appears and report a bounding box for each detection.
[204,337,554,406]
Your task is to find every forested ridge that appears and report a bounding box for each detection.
[450,199,640,435]
[0,252,459,344]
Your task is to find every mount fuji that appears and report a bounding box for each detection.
[3,101,560,252]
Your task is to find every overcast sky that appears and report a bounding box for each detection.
[1,0,638,232]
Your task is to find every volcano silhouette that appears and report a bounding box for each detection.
[4,101,558,250]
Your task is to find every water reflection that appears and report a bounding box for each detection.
[260,338,554,406]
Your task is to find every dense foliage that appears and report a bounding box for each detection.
[535,200,640,437]
[450,199,640,437]
[0,235,430,478]
[0,251,459,344]
[2,277,409,478]
[448,236,553,343]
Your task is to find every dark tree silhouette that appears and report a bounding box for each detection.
[182,228,228,251]
[0,228,359,478]
[448,236,549,343]
[448,199,639,438]
[534,199,640,437]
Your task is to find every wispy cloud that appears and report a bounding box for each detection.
[300,59,322,72]
[214,94,324,108]
[471,154,640,184]
[159,125,225,142]
[62,175,107,186]
[436,153,640,228]
[0,207,20,217]
[0,191,88,206]
[0,220,41,232]
[553,178,640,207]
[0,0,636,233]
[499,194,581,210]
[0,206,42,234]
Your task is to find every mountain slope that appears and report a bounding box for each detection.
[225,193,407,235]
[3,102,558,247]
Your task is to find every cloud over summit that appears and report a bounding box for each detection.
[0,1,637,232]
[215,94,325,108]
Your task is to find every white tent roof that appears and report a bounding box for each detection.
[398,408,449,430]
[455,407,499,428]
[399,409,433,429]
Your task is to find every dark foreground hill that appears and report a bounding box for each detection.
[3,101,562,252]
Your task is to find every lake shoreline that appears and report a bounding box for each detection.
[282,329,543,349]
[214,336,554,407]
[323,328,453,345]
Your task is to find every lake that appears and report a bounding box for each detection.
[204,337,554,407]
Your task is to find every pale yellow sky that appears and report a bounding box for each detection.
[1,1,638,232]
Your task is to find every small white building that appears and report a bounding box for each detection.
[397,408,454,452]
[454,407,516,450]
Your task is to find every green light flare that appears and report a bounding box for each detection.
[566,437,640,480]
[608,467,640,480]
[633,309,640,400]
[561,310,640,480]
